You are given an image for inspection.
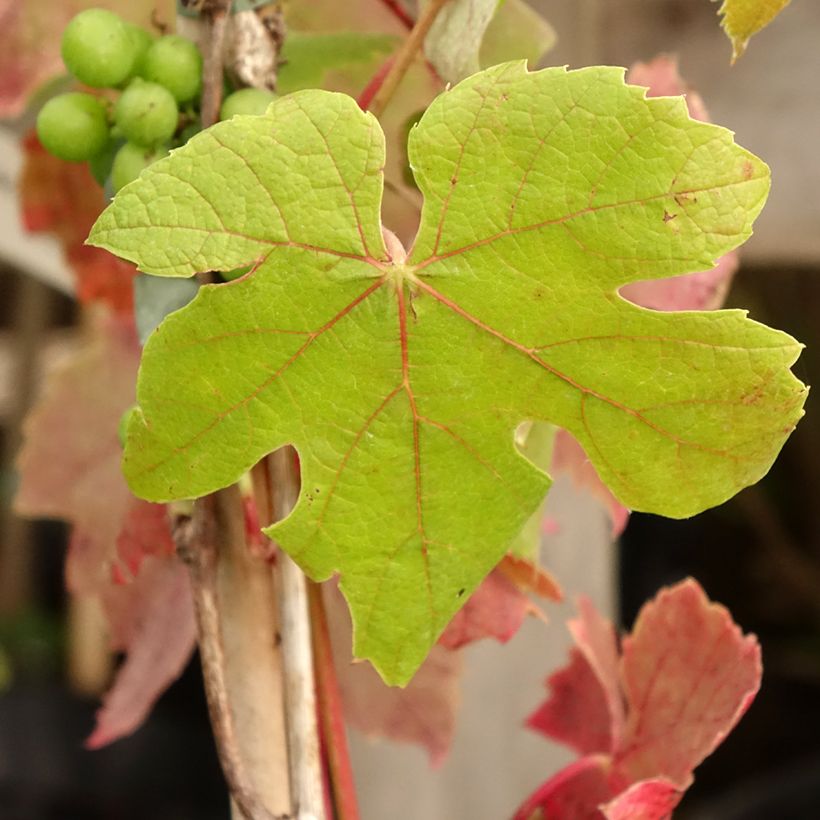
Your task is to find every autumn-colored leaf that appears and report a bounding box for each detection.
[602,778,682,820]
[19,132,136,313]
[86,555,196,749]
[115,499,176,582]
[616,580,762,786]
[438,568,536,650]
[526,648,613,757]
[517,579,762,818]
[15,310,140,592]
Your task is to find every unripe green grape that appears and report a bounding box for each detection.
[220,88,277,120]
[111,142,169,191]
[36,93,110,162]
[142,35,203,103]
[124,24,155,81]
[175,120,201,147]
[61,9,136,88]
[115,80,178,146]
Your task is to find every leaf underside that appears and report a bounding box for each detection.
[89,63,806,684]
[715,0,792,60]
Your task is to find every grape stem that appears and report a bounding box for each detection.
[172,492,281,820]
[367,0,452,119]
[200,0,233,128]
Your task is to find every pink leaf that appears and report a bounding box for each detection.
[615,579,762,787]
[114,499,175,581]
[15,310,140,593]
[438,568,536,650]
[602,779,682,820]
[324,583,461,765]
[512,755,613,820]
[570,597,626,749]
[526,648,613,757]
[86,556,196,749]
[521,579,761,817]
[550,431,630,538]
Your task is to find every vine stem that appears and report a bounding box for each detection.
[173,492,279,820]
[367,0,451,119]
[200,0,233,128]
[309,583,360,820]
[267,449,326,820]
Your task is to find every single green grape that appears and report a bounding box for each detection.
[111,141,169,191]
[124,24,155,81]
[115,80,178,146]
[220,88,277,120]
[61,9,136,88]
[141,35,203,103]
[36,93,110,162]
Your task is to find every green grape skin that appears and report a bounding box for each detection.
[141,35,203,103]
[61,9,136,88]
[220,88,277,120]
[124,24,155,81]
[36,93,110,162]
[115,80,179,147]
[111,142,169,191]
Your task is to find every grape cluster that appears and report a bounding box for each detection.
[37,8,277,194]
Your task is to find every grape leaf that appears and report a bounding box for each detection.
[517,579,761,818]
[714,0,792,61]
[277,32,399,95]
[87,555,196,749]
[323,581,461,764]
[89,63,805,684]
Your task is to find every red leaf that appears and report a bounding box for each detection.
[570,597,625,749]
[15,310,140,593]
[512,755,613,820]
[114,499,176,581]
[324,583,461,765]
[615,579,762,787]
[602,779,682,820]
[526,647,613,757]
[519,579,761,817]
[86,556,196,749]
[19,132,136,313]
[438,568,536,650]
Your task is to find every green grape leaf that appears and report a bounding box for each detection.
[714,0,792,61]
[277,32,398,95]
[88,63,806,685]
